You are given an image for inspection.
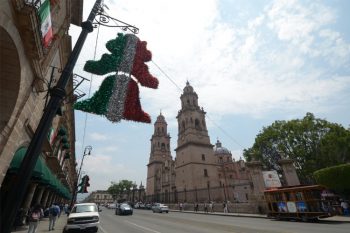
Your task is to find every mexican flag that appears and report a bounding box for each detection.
[38,0,53,47]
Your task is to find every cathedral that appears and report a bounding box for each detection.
[146,82,253,204]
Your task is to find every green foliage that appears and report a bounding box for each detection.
[107,179,134,200]
[244,113,350,184]
[314,163,350,196]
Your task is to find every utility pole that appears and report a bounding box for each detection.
[0,1,102,232]
[70,146,92,208]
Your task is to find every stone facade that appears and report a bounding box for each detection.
[0,0,82,225]
[146,82,255,204]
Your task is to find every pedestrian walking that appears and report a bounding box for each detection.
[27,203,42,233]
[204,202,208,213]
[48,203,60,231]
[341,200,349,216]
[179,202,183,212]
[209,201,213,213]
[194,203,199,212]
[223,201,228,213]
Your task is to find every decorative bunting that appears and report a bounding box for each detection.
[74,33,159,123]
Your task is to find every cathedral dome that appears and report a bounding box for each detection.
[156,113,165,122]
[183,81,194,93]
[214,140,231,155]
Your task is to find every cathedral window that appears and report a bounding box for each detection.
[202,154,205,161]
[167,144,170,150]
[195,119,201,130]
[187,99,190,105]
[161,143,165,151]
[204,169,208,177]
[182,121,185,131]
[158,142,160,147]
[162,127,164,133]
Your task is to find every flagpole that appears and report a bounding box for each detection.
[0,1,102,232]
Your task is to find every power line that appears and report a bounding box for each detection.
[151,60,246,150]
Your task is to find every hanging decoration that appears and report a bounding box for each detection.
[74,33,159,123]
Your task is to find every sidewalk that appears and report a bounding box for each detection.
[171,209,350,222]
[11,215,67,233]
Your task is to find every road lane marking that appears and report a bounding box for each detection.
[124,220,162,233]
[99,225,108,233]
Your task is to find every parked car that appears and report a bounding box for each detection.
[134,202,145,209]
[152,203,169,213]
[145,203,152,210]
[64,203,101,233]
[107,203,117,209]
[115,203,133,215]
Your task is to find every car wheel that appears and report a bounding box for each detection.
[160,211,162,213]
[166,211,169,213]
[152,210,155,213]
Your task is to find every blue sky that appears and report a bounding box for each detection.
[71,0,350,193]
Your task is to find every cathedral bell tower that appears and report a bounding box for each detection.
[146,113,172,197]
[175,82,219,200]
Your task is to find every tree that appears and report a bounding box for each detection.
[244,113,350,184]
[314,163,350,197]
[107,180,134,201]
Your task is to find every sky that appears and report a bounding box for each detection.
[70,0,350,195]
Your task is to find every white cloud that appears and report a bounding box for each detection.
[89,132,108,141]
[73,0,350,192]
[83,154,138,190]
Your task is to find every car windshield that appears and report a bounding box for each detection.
[120,204,130,208]
[72,205,97,213]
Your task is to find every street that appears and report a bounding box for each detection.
[98,208,350,233]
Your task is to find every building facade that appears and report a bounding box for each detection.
[0,0,83,226]
[146,82,256,204]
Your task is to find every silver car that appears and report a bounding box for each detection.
[152,203,169,213]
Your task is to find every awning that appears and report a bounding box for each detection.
[8,147,46,179]
[9,147,72,199]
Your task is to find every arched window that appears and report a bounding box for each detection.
[195,119,201,130]
[202,154,205,161]
[182,121,185,131]
[161,143,165,151]
[162,127,164,133]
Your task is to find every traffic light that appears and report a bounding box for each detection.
[78,175,90,193]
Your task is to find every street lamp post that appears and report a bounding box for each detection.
[0,1,102,232]
[0,1,139,231]
[70,146,92,208]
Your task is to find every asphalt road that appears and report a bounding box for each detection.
[98,208,350,233]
